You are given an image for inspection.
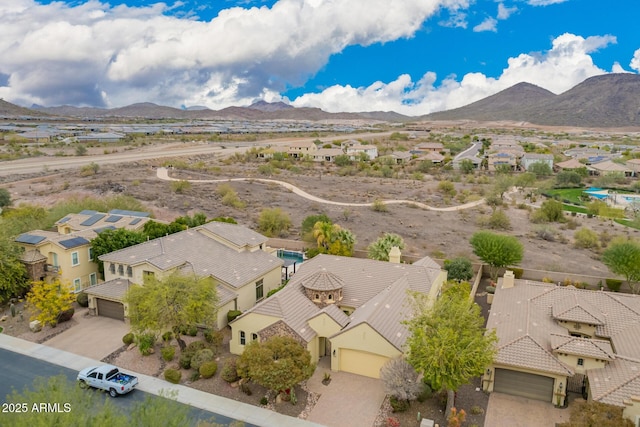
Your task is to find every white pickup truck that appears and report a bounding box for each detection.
[77,364,138,397]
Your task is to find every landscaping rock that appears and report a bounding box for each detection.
[29,320,42,332]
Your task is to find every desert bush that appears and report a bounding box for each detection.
[203,328,223,348]
[437,180,457,198]
[191,348,214,371]
[162,331,174,342]
[574,228,599,249]
[416,382,433,403]
[161,346,175,362]
[606,278,623,292]
[260,396,268,405]
[221,359,240,383]
[76,292,89,307]
[227,310,242,323]
[187,324,198,337]
[511,267,524,279]
[164,368,181,384]
[372,198,388,212]
[199,361,218,379]
[485,285,496,294]
[389,396,409,413]
[171,180,191,194]
[258,208,292,237]
[56,307,75,324]
[138,333,156,356]
[122,332,135,345]
[477,209,510,230]
[179,352,193,369]
[534,225,557,242]
[240,383,252,395]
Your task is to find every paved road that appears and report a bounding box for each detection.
[0,348,243,426]
[0,131,392,177]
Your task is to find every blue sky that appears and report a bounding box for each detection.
[1,0,638,115]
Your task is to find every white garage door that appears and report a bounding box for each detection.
[340,349,389,379]
[493,369,554,402]
[96,298,125,321]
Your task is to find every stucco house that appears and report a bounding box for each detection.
[484,272,640,423]
[287,141,318,158]
[520,153,554,171]
[15,209,153,292]
[346,144,378,160]
[229,253,447,379]
[312,148,344,162]
[93,222,283,326]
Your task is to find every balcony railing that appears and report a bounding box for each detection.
[45,264,60,274]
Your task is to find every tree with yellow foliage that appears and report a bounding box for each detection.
[26,279,76,327]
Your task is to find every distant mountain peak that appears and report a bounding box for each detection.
[248,100,293,112]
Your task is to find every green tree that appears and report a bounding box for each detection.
[331,228,356,256]
[444,257,474,282]
[313,221,336,250]
[367,233,405,261]
[237,336,315,395]
[538,199,565,222]
[557,401,633,427]
[459,159,474,175]
[258,208,291,237]
[334,154,352,167]
[555,170,583,187]
[125,272,219,350]
[601,240,640,294]
[301,214,331,242]
[91,228,147,276]
[0,236,29,302]
[470,231,523,281]
[405,282,497,393]
[26,278,76,327]
[0,187,11,208]
[493,175,513,200]
[527,161,552,177]
[514,172,536,190]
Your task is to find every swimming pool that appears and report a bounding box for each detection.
[277,249,305,266]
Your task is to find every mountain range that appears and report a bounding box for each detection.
[1,73,640,128]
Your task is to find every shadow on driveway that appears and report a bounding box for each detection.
[485,392,574,427]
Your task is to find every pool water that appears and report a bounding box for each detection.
[277,249,304,266]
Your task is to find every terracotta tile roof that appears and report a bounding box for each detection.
[301,270,345,292]
[496,334,573,375]
[550,334,615,360]
[20,249,47,263]
[551,293,605,325]
[198,221,268,248]
[589,357,640,406]
[99,225,282,288]
[85,278,132,300]
[316,305,349,327]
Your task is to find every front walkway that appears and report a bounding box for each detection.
[485,392,573,427]
[306,357,386,427]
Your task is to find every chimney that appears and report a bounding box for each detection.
[502,270,515,289]
[389,246,401,264]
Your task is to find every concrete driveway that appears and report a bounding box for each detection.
[306,357,386,427]
[44,308,129,361]
[485,392,573,427]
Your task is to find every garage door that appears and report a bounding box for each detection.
[96,298,125,321]
[493,369,554,402]
[340,349,389,379]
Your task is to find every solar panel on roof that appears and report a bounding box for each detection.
[79,210,98,215]
[16,234,46,244]
[80,213,106,226]
[58,216,71,223]
[59,237,90,249]
[129,218,142,225]
[105,215,122,223]
[109,209,150,217]
[94,225,116,233]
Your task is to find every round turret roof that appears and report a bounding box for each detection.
[301,269,345,292]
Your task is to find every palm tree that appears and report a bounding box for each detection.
[313,221,338,249]
[367,233,405,261]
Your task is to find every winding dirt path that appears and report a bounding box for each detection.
[157,167,486,212]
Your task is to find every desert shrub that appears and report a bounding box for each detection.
[203,328,223,347]
[389,396,409,413]
[191,348,214,371]
[606,278,623,292]
[227,310,242,323]
[179,352,193,369]
[161,346,175,362]
[534,225,557,241]
[162,331,174,342]
[260,396,268,405]
[437,180,457,197]
[190,371,201,382]
[138,333,156,356]
[417,382,433,403]
[574,228,599,249]
[187,324,198,337]
[240,383,252,395]
[171,180,191,194]
[164,368,181,384]
[221,359,240,383]
[372,198,388,212]
[199,361,218,379]
[477,209,511,230]
[485,285,496,294]
[470,405,484,415]
[122,332,135,345]
[76,292,89,307]
[511,267,524,279]
[186,340,208,353]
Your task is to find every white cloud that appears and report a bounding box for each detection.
[473,17,497,32]
[527,0,569,5]
[497,3,517,19]
[0,0,468,108]
[631,49,640,72]
[292,33,619,115]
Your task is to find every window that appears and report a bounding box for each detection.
[328,293,333,300]
[88,372,97,379]
[315,294,319,300]
[88,247,94,261]
[577,358,584,366]
[73,278,81,292]
[143,270,154,279]
[109,263,116,274]
[126,266,133,277]
[252,333,258,341]
[89,273,97,286]
[240,331,246,345]
[118,264,124,275]
[71,251,79,266]
[255,279,264,301]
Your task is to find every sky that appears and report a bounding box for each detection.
[0,0,638,115]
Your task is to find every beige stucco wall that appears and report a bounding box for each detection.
[557,320,597,338]
[329,323,402,373]
[483,364,567,406]
[235,267,282,313]
[229,313,280,355]
[623,396,640,425]
[308,313,342,338]
[556,353,606,375]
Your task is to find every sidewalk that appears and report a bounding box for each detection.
[0,334,325,427]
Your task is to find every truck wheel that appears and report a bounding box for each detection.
[78,380,88,389]
[109,388,118,398]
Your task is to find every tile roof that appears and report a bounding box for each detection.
[301,270,345,292]
[20,249,47,263]
[198,221,268,248]
[99,225,282,288]
[589,357,640,406]
[551,293,605,325]
[54,210,153,232]
[550,334,615,360]
[85,278,132,299]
